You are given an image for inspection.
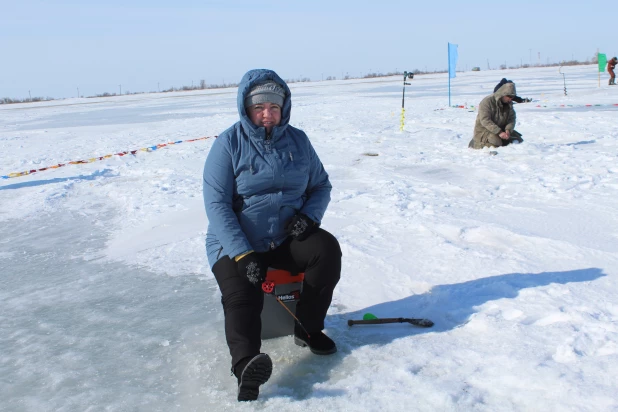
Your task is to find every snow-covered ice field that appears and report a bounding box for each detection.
[1,65,617,411]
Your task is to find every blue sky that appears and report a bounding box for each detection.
[1,0,612,99]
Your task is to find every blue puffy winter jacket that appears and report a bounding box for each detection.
[202,69,332,268]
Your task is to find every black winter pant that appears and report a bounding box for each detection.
[212,228,342,370]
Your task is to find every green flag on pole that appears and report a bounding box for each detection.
[599,53,607,72]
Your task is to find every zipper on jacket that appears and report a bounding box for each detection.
[270,241,275,250]
[264,131,272,151]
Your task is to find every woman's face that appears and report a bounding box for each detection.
[246,102,281,134]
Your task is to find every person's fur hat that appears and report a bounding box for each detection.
[244,81,286,108]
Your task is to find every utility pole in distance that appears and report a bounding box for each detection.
[119,85,122,95]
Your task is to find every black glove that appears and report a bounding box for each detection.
[285,213,317,241]
[236,253,267,287]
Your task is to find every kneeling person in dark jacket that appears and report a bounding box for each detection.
[469,81,524,149]
[202,69,341,401]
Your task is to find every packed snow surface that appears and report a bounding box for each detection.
[1,65,617,411]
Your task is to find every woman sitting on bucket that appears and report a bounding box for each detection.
[202,68,341,402]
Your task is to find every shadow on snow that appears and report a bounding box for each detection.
[0,169,113,190]
[267,268,605,400]
[335,268,605,340]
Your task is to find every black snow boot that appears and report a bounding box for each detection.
[294,327,337,355]
[234,353,273,402]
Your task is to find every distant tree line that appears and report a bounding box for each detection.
[1,96,53,104]
[89,80,241,98]
[156,80,240,94]
[500,58,595,70]
[0,55,603,105]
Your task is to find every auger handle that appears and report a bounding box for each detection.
[348,317,406,326]
[347,317,434,327]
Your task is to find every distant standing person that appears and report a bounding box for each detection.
[202,68,341,402]
[608,57,617,85]
[468,81,523,149]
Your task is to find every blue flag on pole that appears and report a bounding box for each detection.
[448,43,458,78]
